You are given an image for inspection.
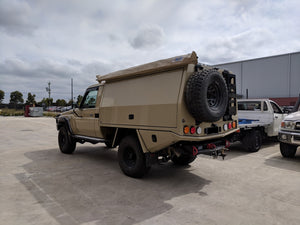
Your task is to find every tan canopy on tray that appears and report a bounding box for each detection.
[96,51,198,83]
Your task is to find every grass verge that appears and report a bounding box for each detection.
[0,109,24,116]
[0,109,59,117]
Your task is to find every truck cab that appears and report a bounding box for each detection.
[278,111,300,157]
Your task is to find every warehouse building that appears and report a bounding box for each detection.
[215,52,300,106]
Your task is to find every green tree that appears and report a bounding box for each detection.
[67,99,72,106]
[25,92,36,105]
[38,98,46,106]
[10,91,24,108]
[0,90,4,104]
[46,98,53,106]
[56,99,67,106]
[39,98,53,107]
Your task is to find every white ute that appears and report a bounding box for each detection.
[232,99,286,152]
[278,111,300,157]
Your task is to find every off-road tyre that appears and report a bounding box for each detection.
[241,129,262,152]
[280,142,297,158]
[118,136,150,178]
[185,69,228,122]
[58,126,76,154]
[171,153,197,166]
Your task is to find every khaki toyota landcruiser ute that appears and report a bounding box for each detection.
[56,52,238,178]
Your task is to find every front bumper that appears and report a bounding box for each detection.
[278,130,300,145]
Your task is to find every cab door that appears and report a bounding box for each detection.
[74,86,99,137]
[269,101,285,136]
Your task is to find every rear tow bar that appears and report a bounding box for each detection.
[193,140,230,160]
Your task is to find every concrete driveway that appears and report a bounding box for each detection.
[0,117,299,225]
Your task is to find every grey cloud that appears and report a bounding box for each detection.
[81,61,115,76]
[108,34,121,42]
[130,25,165,49]
[0,58,77,79]
[0,0,37,36]
[198,28,273,64]
[67,59,83,67]
[0,58,92,102]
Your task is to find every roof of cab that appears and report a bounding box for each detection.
[87,83,101,89]
[96,51,198,83]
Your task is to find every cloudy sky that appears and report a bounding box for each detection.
[1,0,299,103]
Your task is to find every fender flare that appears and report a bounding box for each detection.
[56,117,73,135]
[111,128,149,153]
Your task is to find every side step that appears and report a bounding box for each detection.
[73,135,105,144]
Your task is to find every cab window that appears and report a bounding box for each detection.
[238,101,261,111]
[81,88,98,108]
[270,102,283,114]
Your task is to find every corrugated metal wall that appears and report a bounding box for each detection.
[215,52,300,99]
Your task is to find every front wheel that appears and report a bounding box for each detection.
[58,126,76,154]
[280,142,297,158]
[118,136,150,178]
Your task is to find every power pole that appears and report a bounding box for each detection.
[46,82,51,107]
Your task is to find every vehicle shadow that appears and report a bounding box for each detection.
[264,148,300,173]
[226,142,253,159]
[16,146,211,225]
[227,140,279,160]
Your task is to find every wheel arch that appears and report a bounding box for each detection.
[56,117,73,134]
[113,128,148,153]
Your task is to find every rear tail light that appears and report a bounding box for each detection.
[183,125,202,135]
[223,124,228,131]
[196,127,202,134]
[183,126,189,134]
[228,122,232,129]
[190,126,196,134]
[232,121,236,128]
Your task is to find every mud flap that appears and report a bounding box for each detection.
[136,130,150,153]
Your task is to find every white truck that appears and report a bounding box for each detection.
[231,99,286,152]
[278,96,300,157]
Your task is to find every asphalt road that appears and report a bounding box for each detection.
[0,117,299,225]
